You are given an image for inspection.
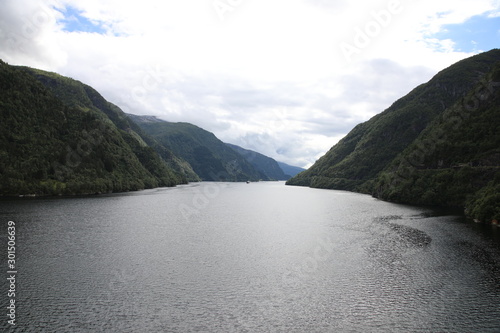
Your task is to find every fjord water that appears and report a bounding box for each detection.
[1,182,500,332]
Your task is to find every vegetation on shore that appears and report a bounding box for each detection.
[0,60,188,196]
[2,48,498,223]
[287,49,500,223]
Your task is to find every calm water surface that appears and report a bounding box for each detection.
[1,182,500,332]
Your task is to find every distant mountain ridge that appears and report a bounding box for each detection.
[129,116,267,181]
[127,114,165,123]
[287,49,500,222]
[277,162,305,178]
[225,143,290,180]
[129,114,305,182]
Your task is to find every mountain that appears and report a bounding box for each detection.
[287,49,500,222]
[372,62,500,222]
[277,162,305,178]
[0,60,190,196]
[225,143,290,180]
[22,67,200,183]
[129,115,266,181]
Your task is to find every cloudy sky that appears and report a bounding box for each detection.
[1,0,499,168]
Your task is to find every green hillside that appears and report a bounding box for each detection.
[130,116,266,181]
[226,143,289,180]
[0,60,188,196]
[372,63,500,221]
[21,67,199,183]
[287,49,500,222]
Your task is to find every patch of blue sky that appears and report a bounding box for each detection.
[433,14,500,52]
[57,6,107,34]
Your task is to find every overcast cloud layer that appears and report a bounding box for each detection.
[1,0,499,167]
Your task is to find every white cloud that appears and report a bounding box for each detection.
[1,0,499,168]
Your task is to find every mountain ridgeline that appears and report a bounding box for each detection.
[276,162,305,178]
[287,49,500,222]
[128,115,292,181]
[0,60,194,196]
[225,143,291,180]
[2,49,497,222]
[0,61,299,196]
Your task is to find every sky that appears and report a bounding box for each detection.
[0,0,499,168]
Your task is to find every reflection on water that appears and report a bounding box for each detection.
[1,182,499,332]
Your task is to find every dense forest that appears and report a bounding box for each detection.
[0,60,189,196]
[287,49,500,223]
[0,62,295,196]
[2,49,498,222]
[372,63,500,222]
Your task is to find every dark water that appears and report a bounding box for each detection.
[1,182,500,332]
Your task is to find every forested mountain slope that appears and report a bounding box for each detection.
[226,143,290,180]
[287,49,500,222]
[0,60,189,196]
[372,62,500,222]
[130,115,266,181]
